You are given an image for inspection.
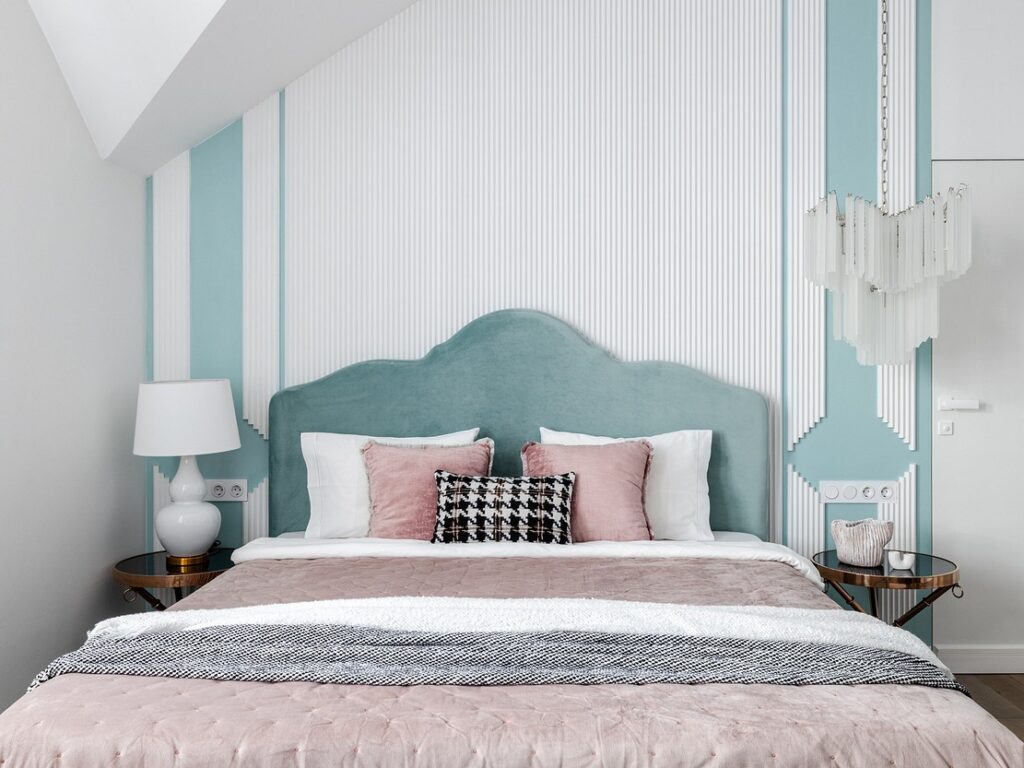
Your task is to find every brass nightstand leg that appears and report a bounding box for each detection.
[826,579,869,615]
[893,585,955,628]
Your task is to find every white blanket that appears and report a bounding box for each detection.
[88,595,947,673]
[233,536,826,588]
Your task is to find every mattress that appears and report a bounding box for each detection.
[0,542,1019,767]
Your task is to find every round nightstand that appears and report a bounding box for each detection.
[812,549,962,627]
[113,547,235,611]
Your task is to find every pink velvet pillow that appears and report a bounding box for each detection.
[521,440,653,542]
[365,439,494,540]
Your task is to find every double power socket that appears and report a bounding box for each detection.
[203,479,249,502]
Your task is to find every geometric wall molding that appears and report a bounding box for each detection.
[788,461,918,625]
[151,465,171,552]
[877,463,918,623]
[152,150,190,381]
[786,0,826,450]
[243,478,269,543]
[284,0,782,535]
[242,93,281,438]
[878,463,918,553]
[876,0,917,450]
[878,362,917,449]
[786,465,824,559]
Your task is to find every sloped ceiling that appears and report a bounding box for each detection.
[29,0,417,175]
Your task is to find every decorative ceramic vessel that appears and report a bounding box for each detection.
[887,550,916,570]
[831,519,894,567]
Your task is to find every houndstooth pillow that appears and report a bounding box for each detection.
[432,471,575,544]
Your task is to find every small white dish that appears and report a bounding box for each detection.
[887,550,916,570]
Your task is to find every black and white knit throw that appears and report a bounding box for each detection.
[31,624,965,693]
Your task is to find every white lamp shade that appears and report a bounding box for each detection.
[134,379,241,457]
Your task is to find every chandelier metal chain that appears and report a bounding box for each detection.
[801,0,971,366]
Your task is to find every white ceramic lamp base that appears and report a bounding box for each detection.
[155,455,221,558]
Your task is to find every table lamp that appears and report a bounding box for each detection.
[133,379,241,566]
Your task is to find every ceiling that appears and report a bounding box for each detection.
[28,0,418,175]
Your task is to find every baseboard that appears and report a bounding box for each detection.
[935,644,1024,674]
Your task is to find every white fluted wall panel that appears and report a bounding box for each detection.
[786,0,826,450]
[878,464,918,623]
[285,0,782,532]
[786,466,823,559]
[152,151,190,381]
[151,466,171,552]
[243,479,269,543]
[877,0,917,450]
[878,361,917,449]
[242,94,281,438]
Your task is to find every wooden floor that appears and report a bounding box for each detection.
[958,674,1024,740]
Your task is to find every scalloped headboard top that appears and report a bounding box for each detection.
[268,310,769,538]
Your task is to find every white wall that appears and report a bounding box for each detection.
[932,162,1024,672]
[27,0,226,159]
[932,0,1024,160]
[0,0,146,709]
[933,0,1024,672]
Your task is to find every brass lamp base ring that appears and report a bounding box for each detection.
[166,553,210,570]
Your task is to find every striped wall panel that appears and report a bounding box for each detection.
[243,478,269,542]
[151,466,171,552]
[284,0,782,534]
[149,467,176,607]
[877,463,918,623]
[879,463,917,552]
[242,94,281,438]
[878,362,917,448]
[786,0,826,450]
[786,466,823,559]
[876,0,917,450]
[152,151,190,381]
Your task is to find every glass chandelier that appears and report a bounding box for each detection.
[803,0,971,366]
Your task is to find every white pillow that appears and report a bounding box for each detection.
[539,427,713,541]
[302,429,480,538]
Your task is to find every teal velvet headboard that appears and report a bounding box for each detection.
[269,310,770,538]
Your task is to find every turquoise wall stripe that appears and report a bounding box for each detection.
[189,120,269,548]
[784,0,931,641]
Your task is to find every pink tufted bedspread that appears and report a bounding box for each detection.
[0,556,1020,767]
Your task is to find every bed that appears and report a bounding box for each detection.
[0,310,1019,767]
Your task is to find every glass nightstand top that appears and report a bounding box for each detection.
[812,549,957,579]
[115,548,235,577]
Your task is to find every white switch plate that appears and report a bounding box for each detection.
[819,481,899,504]
[204,479,248,502]
[937,420,954,436]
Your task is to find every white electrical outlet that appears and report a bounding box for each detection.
[819,480,898,504]
[204,479,248,502]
